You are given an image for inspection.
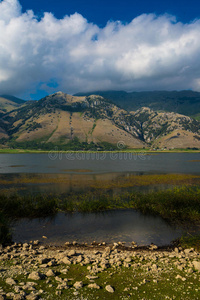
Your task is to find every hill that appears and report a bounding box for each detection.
[74,90,200,119]
[0,92,200,150]
[0,95,25,115]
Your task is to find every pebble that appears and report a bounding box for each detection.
[105,285,115,293]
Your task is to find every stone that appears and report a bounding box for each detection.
[46,269,55,277]
[105,247,111,253]
[62,257,71,265]
[5,278,16,285]
[74,281,83,289]
[193,260,200,272]
[26,294,38,300]
[184,248,194,255]
[76,255,83,263]
[88,283,100,289]
[68,250,76,256]
[105,285,115,293]
[86,275,99,280]
[13,295,23,300]
[28,272,43,280]
[33,240,39,245]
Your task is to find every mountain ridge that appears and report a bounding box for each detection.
[0,92,200,150]
[74,90,200,119]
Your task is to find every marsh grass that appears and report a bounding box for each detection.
[0,186,200,244]
[0,186,199,222]
[178,234,200,251]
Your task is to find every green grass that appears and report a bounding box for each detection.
[0,259,200,299]
[178,234,200,251]
[0,186,200,223]
[0,186,200,244]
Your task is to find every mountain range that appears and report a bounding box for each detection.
[0,91,200,150]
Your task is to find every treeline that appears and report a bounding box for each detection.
[7,138,118,151]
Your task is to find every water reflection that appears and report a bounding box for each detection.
[12,210,184,246]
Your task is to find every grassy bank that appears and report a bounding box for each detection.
[0,186,199,223]
[0,186,200,245]
[0,148,200,153]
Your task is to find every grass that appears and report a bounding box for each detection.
[0,186,199,223]
[0,185,200,245]
[1,257,200,299]
[178,234,200,251]
[0,148,200,153]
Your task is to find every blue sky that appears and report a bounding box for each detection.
[20,0,200,25]
[1,0,200,100]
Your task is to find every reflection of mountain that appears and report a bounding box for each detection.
[0,92,200,149]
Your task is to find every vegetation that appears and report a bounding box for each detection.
[75,90,200,116]
[0,186,199,221]
[1,258,200,299]
[178,234,200,252]
[7,138,118,151]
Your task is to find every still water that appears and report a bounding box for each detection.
[0,152,200,174]
[1,152,200,246]
[12,210,184,247]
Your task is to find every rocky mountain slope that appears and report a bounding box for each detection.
[75,90,200,119]
[0,92,200,149]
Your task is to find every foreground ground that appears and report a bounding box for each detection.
[0,242,200,300]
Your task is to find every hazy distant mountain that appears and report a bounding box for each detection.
[0,92,200,149]
[74,90,200,120]
[0,95,25,115]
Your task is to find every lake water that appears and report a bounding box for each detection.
[0,152,200,174]
[1,152,200,246]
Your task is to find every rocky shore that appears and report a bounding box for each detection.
[0,241,200,299]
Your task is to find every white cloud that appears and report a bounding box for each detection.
[1,0,200,98]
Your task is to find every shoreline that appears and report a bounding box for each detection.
[0,240,199,299]
[0,148,200,154]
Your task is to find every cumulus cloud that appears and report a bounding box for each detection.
[1,0,200,98]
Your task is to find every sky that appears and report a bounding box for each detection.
[1,0,200,100]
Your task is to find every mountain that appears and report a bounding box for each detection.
[0,95,25,115]
[74,90,200,119]
[0,92,200,150]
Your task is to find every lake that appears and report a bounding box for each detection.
[0,152,200,246]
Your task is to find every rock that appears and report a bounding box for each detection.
[74,281,83,289]
[149,244,158,250]
[88,283,100,289]
[193,260,200,272]
[184,248,194,255]
[26,294,38,300]
[76,255,83,263]
[33,240,39,245]
[46,269,55,277]
[62,257,72,265]
[175,275,186,281]
[68,250,76,256]
[65,242,71,246]
[86,275,99,280]
[13,295,24,300]
[56,291,62,296]
[28,271,43,280]
[105,247,111,254]
[5,278,16,285]
[105,285,115,293]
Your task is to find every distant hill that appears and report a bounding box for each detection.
[0,95,25,104]
[0,95,25,115]
[74,90,200,119]
[0,92,200,150]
